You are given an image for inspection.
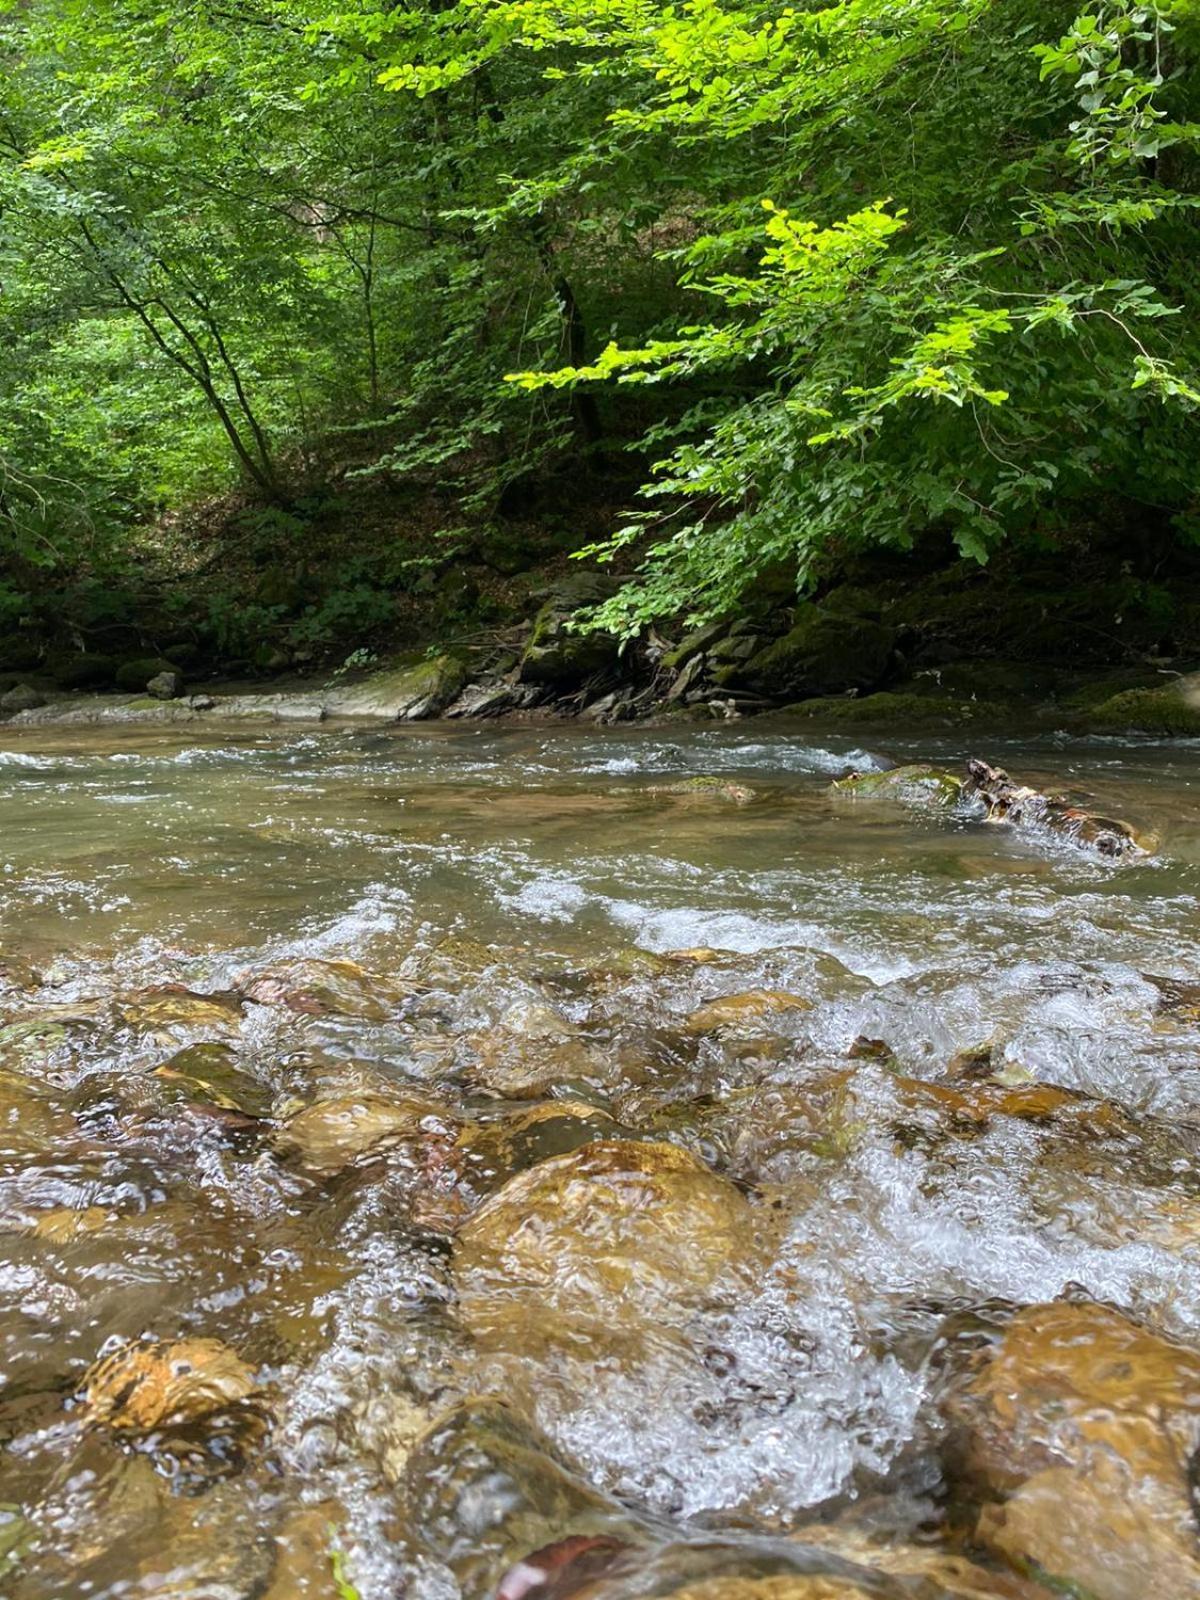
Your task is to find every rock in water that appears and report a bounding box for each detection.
[400,1399,644,1597]
[835,759,1150,858]
[325,655,467,720]
[80,1336,268,1487]
[238,956,416,1018]
[82,1337,259,1432]
[940,1299,1200,1598]
[453,1139,759,1357]
[832,764,964,806]
[279,1090,454,1175]
[684,989,813,1033]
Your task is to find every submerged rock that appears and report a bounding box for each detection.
[646,776,758,805]
[832,764,964,806]
[452,1100,623,1200]
[279,1090,454,1175]
[153,1041,273,1118]
[684,989,813,1033]
[453,1139,759,1356]
[470,1001,604,1097]
[260,1504,348,1600]
[82,1336,259,1433]
[1143,972,1200,1023]
[117,984,243,1040]
[79,1336,269,1490]
[940,1299,1200,1599]
[400,1400,644,1596]
[489,1535,1032,1600]
[239,957,416,1020]
[0,1504,31,1585]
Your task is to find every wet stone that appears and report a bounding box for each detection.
[152,1041,273,1117]
[399,1399,646,1597]
[239,958,416,1020]
[453,1139,761,1358]
[76,1336,271,1490]
[279,1090,456,1175]
[646,776,759,805]
[116,984,243,1041]
[831,764,964,806]
[82,1336,260,1433]
[470,1002,608,1097]
[684,990,813,1034]
[940,1299,1200,1599]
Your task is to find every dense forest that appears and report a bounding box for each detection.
[1,0,1199,692]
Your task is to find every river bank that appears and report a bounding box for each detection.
[7,504,1200,738]
[4,650,1200,737]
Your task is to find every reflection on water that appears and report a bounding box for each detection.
[0,718,1198,1599]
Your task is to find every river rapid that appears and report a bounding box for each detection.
[0,718,1198,1600]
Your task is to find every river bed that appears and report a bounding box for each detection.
[0,719,1198,1599]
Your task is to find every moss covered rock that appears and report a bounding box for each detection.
[783,692,1003,726]
[114,656,182,692]
[47,652,116,689]
[734,605,895,698]
[832,764,964,806]
[1083,679,1200,736]
[326,654,467,719]
[520,587,620,687]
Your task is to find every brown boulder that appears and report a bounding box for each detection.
[453,1139,760,1356]
[941,1299,1200,1598]
[238,958,416,1020]
[684,990,813,1034]
[279,1090,454,1175]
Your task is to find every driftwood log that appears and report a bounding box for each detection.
[961,759,1148,858]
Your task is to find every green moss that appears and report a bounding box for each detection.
[1058,670,1165,712]
[782,691,1003,725]
[520,599,618,686]
[47,652,116,689]
[1084,687,1200,737]
[741,605,895,695]
[832,763,964,806]
[114,656,181,692]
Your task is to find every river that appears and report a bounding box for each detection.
[0,718,1197,1599]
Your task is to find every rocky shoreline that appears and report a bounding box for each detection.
[4,650,1199,738]
[4,572,1200,735]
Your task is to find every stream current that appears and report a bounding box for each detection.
[0,718,1198,1599]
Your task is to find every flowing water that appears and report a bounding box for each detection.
[0,718,1198,1599]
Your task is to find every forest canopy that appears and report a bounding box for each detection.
[1,0,1198,641]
